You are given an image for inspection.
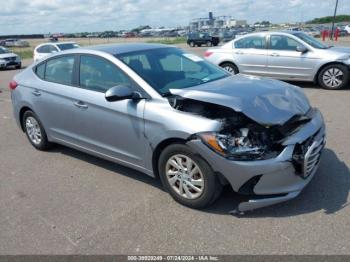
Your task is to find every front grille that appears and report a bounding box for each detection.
[292,130,325,178]
[303,136,325,178]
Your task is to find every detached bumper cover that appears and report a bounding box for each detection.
[187,109,326,212]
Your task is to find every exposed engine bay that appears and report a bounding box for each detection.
[168,96,311,160]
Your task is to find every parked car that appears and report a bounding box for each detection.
[33,42,80,62]
[0,46,21,69]
[187,32,219,47]
[2,39,30,47]
[220,31,236,43]
[9,43,325,213]
[343,25,350,34]
[304,28,321,38]
[205,31,350,89]
[338,28,349,37]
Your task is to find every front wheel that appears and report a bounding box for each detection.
[158,144,222,209]
[318,64,349,90]
[220,62,239,74]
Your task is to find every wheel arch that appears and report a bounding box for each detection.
[219,61,240,73]
[151,137,229,186]
[152,138,187,179]
[19,106,34,132]
[314,61,348,83]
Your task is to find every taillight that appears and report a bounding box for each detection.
[204,51,213,57]
[9,80,18,90]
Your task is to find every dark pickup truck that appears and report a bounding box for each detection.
[187,32,220,47]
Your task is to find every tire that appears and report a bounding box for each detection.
[206,41,212,47]
[318,64,349,90]
[15,63,22,69]
[189,41,195,47]
[220,62,239,74]
[22,110,52,151]
[158,143,222,209]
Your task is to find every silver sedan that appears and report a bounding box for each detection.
[9,44,325,213]
[205,31,350,89]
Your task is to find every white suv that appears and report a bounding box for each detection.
[33,42,79,62]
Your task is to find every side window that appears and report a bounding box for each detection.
[45,56,75,85]
[35,63,46,79]
[79,55,131,93]
[234,36,266,49]
[37,45,50,53]
[48,45,58,53]
[270,35,301,51]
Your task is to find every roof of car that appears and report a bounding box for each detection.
[86,43,171,55]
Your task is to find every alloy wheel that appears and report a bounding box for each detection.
[25,116,42,145]
[165,154,204,199]
[322,68,344,89]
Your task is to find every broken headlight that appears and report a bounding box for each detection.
[198,129,269,160]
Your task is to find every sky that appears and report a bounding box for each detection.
[0,0,349,35]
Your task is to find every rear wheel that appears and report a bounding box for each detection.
[23,111,52,151]
[318,64,349,90]
[158,144,222,209]
[220,62,239,74]
[189,41,195,47]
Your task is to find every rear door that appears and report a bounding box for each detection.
[232,34,268,75]
[266,34,315,80]
[31,55,78,143]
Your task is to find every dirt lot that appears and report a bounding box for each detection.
[0,42,349,255]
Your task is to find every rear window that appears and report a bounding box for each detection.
[57,43,79,51]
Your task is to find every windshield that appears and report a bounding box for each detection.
[294,32,328,49]
[116,47,229,95]
[57,43,79,51]
[0,47,9,54]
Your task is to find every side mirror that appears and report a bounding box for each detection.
[296,45,308,53]
[105,85,142,102]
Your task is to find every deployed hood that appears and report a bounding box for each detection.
[170,75,311,126]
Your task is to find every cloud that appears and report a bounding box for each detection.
[0,0,348,35]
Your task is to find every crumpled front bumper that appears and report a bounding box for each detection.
[187,109,326,213]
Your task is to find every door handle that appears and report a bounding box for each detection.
[235,51,244,55]
[74,101,88,109]
[270,53,280,57]
[32,90,41,96]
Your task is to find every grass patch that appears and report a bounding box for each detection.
[9,47,34,59]
[146,37,186,45]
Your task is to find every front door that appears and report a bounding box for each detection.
[69,54,146,167]
[266,34,315,81]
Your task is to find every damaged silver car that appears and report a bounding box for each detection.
[10,44,326,213]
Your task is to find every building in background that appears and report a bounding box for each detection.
[189,12,247,31]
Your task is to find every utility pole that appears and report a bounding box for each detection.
[330,0,339,40]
